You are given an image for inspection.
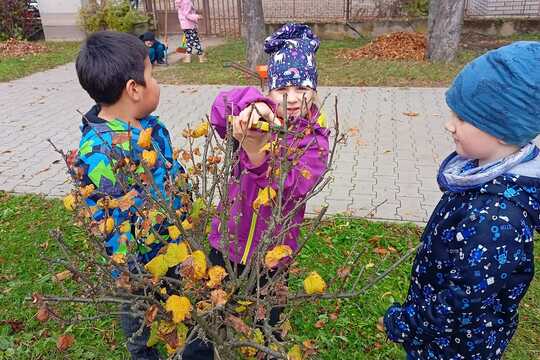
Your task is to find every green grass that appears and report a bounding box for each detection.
[0,42,80,82]
[1,192,539,359]
[154,38,479,87]
[290,217,540,359]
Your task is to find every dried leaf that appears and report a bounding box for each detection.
[374,247,390,256]
[206,266,227,288]
[138,128,153,149]
[145,255,169,279]
[165,295,192,323]
[191,122,209,138]
[303,271,326,295]
[53,270,72,282]
[36,306,49,322]
[99,217,114,235]
[56,334,74,352]
[314,319,325,329]
[337,266,351,279]
[163,242,189,267]
[191,250,207,280]
[226,315,251,336]
[142,150,157,167]
[115,272,131,290]
[280,319,292,338]
[264,245,293,269]
[288,345,302,360]
[210,289,228,307]
[63,193,76,211]
[145,305,159,326]
[403,111,419,117]
[253,186,277,210]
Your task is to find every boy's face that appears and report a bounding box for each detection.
[136,57,160,118]
[269,86,315,119]
[445,112,507,161]
[144,40,154,47]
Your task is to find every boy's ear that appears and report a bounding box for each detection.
[125,79,142,102]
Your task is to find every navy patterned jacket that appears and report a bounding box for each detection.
[384,144,540,360]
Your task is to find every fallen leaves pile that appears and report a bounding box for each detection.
[339,32,426,61]
[0,38,48,58]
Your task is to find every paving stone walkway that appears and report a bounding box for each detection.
[0,63,460,223]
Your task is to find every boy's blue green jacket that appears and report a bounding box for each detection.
[385,143,540,360]
[75,105,186,266]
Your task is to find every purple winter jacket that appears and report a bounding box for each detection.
[209,87,330,264]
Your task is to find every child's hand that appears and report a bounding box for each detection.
[233,102,279,165]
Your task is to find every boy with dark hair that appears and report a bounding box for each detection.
[139,31,167,65]
[384,41,540,359]
[75,31,184,359]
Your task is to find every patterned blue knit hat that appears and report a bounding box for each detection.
[446,41,540,146]
[264,23,320,91]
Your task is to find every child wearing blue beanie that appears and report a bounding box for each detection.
[384,41,540,359]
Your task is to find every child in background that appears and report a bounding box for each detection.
[175,0,206,63]
[384,41,540,360]
[139,31,166,65]
[183,23,329,359]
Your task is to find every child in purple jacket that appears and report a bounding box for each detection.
[182,23,329,359]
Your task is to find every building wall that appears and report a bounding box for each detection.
[38,0,86,41]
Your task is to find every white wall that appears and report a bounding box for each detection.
[38,0,86,41]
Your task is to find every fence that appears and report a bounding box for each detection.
[144,0,540,37]
[465,0,540,17]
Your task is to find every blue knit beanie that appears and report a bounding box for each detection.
[264,23,320,91]
[446,41,540,146]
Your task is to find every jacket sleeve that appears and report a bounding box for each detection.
[210,86,276,139]
[383,210,529,347]
[76,138,143,261]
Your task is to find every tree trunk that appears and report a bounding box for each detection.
[243,0,267,69]
[427,0,466,62]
